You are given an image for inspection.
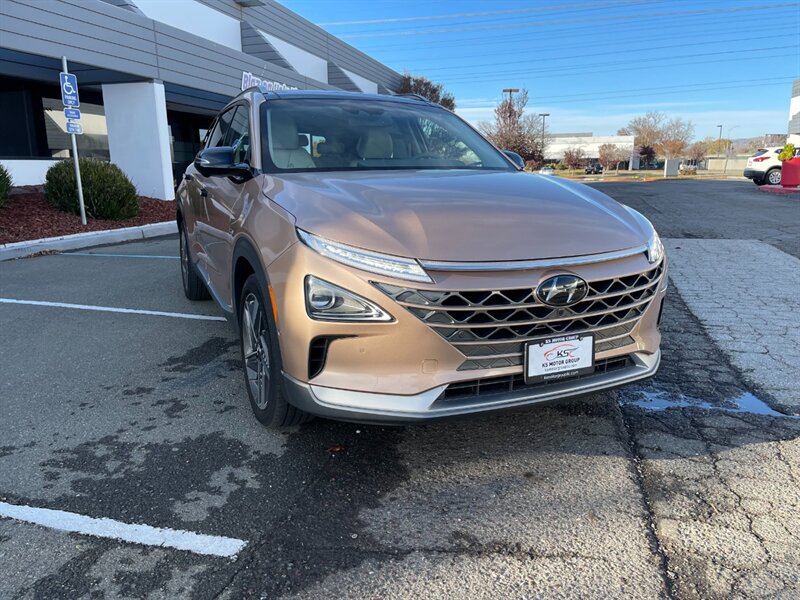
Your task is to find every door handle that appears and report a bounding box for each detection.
[199,187,208,198]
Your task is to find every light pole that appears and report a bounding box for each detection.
[538,113,549,163]
[722,125,739,174]
[716,124,723,158]
[502,88,519,104]
[726,125,740,154]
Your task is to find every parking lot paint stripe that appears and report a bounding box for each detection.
[0,298,227,322]
[64,252,180,259]
[0,501,247,558]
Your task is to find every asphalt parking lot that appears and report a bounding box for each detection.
[1,180,798,599]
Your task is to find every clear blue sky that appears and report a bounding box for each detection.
[280,0,800,140]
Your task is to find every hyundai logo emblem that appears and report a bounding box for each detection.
[536,275,588,307]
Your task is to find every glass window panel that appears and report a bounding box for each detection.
[42,98,109,160]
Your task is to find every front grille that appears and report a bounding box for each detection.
[376,261,663,370]
[440,355,633,402]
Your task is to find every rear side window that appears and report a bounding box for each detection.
[752,149,768,157]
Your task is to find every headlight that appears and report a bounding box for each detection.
[621,206,664,264]
[297,229,432,283]
[305,276,392,321]
[647,231,664,264]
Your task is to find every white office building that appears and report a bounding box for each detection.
[545,133,637,165]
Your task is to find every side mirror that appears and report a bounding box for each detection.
[194,147,252,179]
[502,150,525,170]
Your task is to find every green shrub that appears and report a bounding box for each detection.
[778,143,796,162]
[0,163,12,208]
[44,158,138,220]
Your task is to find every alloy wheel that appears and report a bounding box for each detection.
[767,170,781,185]
[242,292,271,410]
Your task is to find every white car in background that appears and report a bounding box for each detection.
[743,146,785,186]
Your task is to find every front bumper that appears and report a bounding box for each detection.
[267,241,666,420]
[282,350,660,423]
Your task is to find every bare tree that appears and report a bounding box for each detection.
[687,140,708,163]
[618,112,666,149]
[621,112,695,160]
[562,146,585,174]
[399,72,456,110]
[479,89,548,165]
[612,145,631,173]
[659,117,694,159]
[599,144,630,173]
[703,136,732,157]
[598,144,616,171]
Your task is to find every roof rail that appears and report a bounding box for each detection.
[232,86,262,100]
[398,93,434,103]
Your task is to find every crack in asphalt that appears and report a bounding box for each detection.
[617,283,800,599]
[686,411,774,598]
[623,407,800,599]
[271,543,619,564]
[615,402,677,600]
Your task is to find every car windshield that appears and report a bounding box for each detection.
[260,97,514,173]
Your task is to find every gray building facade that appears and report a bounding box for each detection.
[789,79,800,137]
[0,0,403,198]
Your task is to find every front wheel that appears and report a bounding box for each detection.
[239,275,312,428]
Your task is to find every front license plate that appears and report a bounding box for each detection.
[525,334,594,384]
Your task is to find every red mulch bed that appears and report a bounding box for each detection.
[0,186,176,245]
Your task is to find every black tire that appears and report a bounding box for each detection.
[179,225,210,301]
[765,168,781,186]
[239,274,312,428]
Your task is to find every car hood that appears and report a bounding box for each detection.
[264,170,648,262]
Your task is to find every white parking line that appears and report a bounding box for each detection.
[64,252,180,259]
[0,298,226,322]
[0,501,246,559]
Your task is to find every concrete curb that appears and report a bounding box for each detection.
[0,221,177,261]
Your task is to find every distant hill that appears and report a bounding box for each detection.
[732,134,786,153]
